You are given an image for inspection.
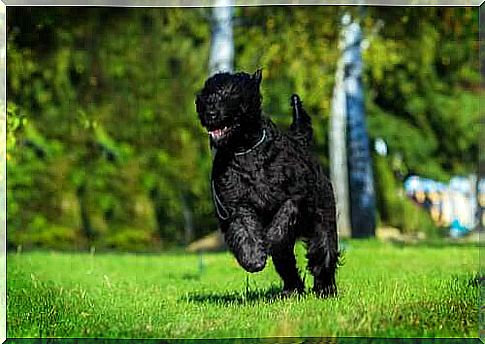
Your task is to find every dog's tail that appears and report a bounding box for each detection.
[289,94,313,148]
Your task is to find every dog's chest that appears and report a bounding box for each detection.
[213,154,288,213]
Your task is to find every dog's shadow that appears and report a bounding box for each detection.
[184,284,292,305]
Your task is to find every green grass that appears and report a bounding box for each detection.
[7,240,479,338]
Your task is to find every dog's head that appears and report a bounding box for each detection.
[195,70,263,149]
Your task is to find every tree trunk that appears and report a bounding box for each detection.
[181,192,194,245]
[76,182,95,242]
[329,17,352,239]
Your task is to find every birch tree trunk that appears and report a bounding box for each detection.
[329,16,352,239]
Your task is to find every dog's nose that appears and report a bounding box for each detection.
[208,111,218,119]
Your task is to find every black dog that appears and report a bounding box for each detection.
[195,70,339,297]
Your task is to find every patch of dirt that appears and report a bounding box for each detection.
[186,231,226,252]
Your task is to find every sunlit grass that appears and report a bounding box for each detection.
[7,240,479,338]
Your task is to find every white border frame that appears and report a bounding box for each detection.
[1,2,482,344]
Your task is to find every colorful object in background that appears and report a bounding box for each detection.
[404,175,482,237]
[449,219,469,238]
[374,138,388,157]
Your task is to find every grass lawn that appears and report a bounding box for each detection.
[7,239,479,338]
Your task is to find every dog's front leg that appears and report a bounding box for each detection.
[266,199,299,251]
[224,207,267,273]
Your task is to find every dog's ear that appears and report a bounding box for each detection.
[252,69,263,87]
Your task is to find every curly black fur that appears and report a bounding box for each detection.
[195,70,339,297]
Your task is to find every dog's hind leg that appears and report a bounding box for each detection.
[224,206,267,273]
[306,207,339,297]
[266,199,304,295]
[272,245,304,295]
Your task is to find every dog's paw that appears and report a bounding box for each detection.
[280,287,305,298]
[240,258,266,273]
[312,283,337,298]
[237,248,267,273]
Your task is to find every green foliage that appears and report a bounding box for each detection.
[12,224,85,251]
[363,7,479,180]
[374,156,439,237]
[367,103,447,181]
[7,8,214,249]
[6,7,479,249]
[7,241,478,337]
[101,228,157,252]
[6,103,26,154]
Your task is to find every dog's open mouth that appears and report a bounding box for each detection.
[208,126,231,140]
